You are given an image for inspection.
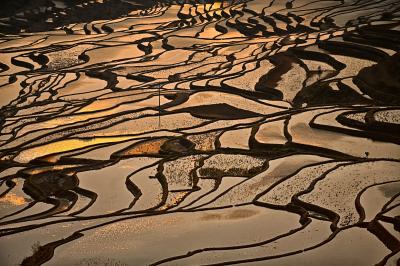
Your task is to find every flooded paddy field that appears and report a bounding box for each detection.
[0,0,399,265]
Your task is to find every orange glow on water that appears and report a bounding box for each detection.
[0,193,28,206]
[13,136,136,163]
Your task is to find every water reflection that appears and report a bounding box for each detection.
[0,193,28,206]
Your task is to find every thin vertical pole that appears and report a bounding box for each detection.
[158,87,161,127]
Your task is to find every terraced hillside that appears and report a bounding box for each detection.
[0,0,399,265]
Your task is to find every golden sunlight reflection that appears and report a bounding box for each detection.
[205,2,222,10]
[0,193,29,206]
[204,1,228,15]
[13,136,136,163]
[22,165,81,175]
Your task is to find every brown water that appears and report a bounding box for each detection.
[0,0,399,265]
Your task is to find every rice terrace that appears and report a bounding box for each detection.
[0,0,399,265]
